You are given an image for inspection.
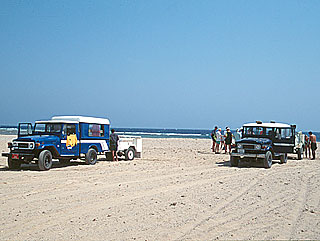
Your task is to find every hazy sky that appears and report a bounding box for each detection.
[0,0,319,131]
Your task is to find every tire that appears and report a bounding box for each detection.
[297,149,303,160]
[263,151,272,168]
[38,150,53,171]
[230,156,239,167]
[8,156,21,170]
[125,147,135,161]
[280,153,288,164]
[85,148,97,165]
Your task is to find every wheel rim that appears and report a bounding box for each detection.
[90,152,96,163]
[128,150,134,159]
[44,155,51,168]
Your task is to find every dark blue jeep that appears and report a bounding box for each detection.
[230,121,296,168]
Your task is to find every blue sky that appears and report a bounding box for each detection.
[0,0,319,131]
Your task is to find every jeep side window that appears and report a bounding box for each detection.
[276,128,293,140]
[63,124,76,136]
[282,128,293,140]
[275,128,281,139]
[266,128,274,137]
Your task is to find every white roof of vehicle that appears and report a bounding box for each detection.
[36,116,110,125]
[35,120,78,124]
[51,116,110,125]
[243,122,292,128]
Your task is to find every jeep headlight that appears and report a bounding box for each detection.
[29,142,34,149]
[237,144,242,149]
[255,144,261,150]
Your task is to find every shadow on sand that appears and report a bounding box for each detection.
[216,160,283,168]
[0,157,125,172]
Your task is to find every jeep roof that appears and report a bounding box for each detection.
[243,122,292,128]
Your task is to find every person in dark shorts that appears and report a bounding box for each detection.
[110,129,119,161]
[309,131,317,160]
[225,127,233,154]
[211,126,218,152]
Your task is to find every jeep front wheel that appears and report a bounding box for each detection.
[8,156,21,170]
[263,151,272,168]
[85,148,97,165]
[38,150,53,171]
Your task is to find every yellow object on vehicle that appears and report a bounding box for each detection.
[66,134,77,150]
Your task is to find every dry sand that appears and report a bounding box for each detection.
[0,135,319,240]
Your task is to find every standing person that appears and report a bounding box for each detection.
[304,134,311,159]
[225,127,233,154]
[222,127,228,151]
[234,128,241,141]
[211,126,218,152]
[215,128,222,153]
[309,131,317,160]
[110,129,119,161]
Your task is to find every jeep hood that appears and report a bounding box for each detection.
[14,135,60,143]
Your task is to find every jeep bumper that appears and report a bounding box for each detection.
[231,153,266,159]
[2,152,35,160]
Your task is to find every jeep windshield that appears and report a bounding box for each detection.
[243,126,274,138]
[34,123,62,135]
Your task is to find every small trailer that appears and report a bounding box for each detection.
[2,116,142,170]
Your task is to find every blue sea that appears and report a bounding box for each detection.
[0,125,319,140]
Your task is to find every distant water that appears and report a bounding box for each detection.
[1,125,319,140]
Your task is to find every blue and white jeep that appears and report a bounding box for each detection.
[2,116,142,170]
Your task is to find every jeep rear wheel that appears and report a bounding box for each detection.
[8,157,21,170]
[85,148,97,165]
[38,150,53,171]
[263,151,272,168]
[280,153,288,164]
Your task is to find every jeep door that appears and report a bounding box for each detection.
[60,124,80,157]
[18,123,33,137]
[273,128,295,153]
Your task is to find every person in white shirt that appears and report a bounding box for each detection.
[215,128,222,153]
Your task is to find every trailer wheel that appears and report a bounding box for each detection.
[230,156,239,167]
[85,148,97,165]
[8,156,21,170]
[125,147,135,161]
[280,153,288,164]
[263,151,272,168]
[38,150,53,171]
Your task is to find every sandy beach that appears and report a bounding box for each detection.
[0,134,319,240]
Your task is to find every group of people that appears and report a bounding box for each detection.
[211,126,234,154]
[305,131,317,160]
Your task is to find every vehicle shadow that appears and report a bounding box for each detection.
[0,157,129,171]
[216,160,280,168]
